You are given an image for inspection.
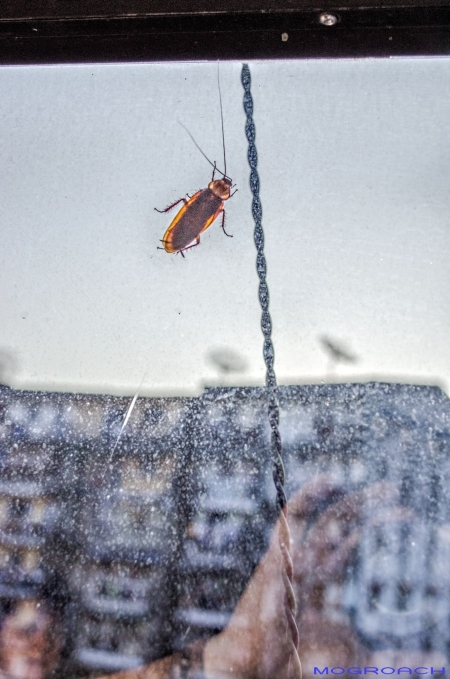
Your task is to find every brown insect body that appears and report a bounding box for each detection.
[156,69,235,257]
[158,176,233,256]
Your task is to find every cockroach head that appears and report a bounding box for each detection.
[209,176,232,200]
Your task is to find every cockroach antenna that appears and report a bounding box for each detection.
[175,64,230,182]
[177,120,228,180]
[217,61,227,179]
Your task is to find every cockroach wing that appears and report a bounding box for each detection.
[162,188,223,253]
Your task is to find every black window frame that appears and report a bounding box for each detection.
[0,0,449,64]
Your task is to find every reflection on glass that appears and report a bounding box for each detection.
[0,58,450,679]
[0,383,449,677]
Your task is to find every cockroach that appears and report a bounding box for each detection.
[156,70,237,258]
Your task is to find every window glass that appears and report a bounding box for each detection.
[0,59,449,679]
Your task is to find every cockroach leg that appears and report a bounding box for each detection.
[178,237,201,257]
[230,188,238,198]
[154,197,187,214]
[157,238,171,252]
[221,210,233,238]
[211,162,217,182]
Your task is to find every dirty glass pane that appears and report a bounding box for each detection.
[0,59,449,679]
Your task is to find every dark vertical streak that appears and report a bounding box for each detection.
[241,62,286,513]
[241,62,302,679]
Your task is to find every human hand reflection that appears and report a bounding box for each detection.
[206,474,407,679]
[99,474,419,679]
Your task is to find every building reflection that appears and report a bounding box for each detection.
[0,383,449,677]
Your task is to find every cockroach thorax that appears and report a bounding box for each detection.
[209,178,232,200]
